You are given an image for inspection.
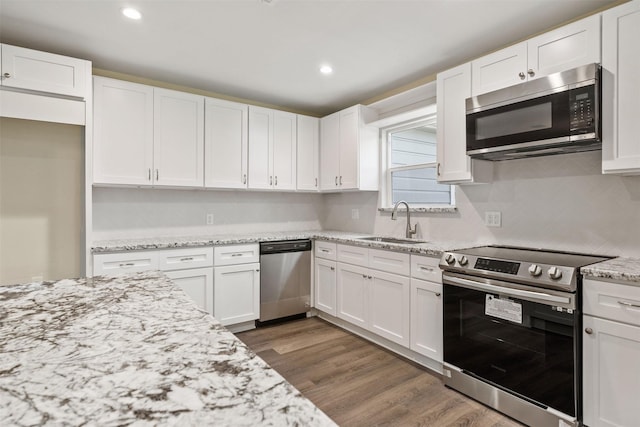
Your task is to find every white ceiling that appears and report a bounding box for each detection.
[0,0,618,116]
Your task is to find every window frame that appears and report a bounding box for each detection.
[380,115,455,209]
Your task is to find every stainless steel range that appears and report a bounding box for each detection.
[439,246,610,427]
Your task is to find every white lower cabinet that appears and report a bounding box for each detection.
[583,277,640,427]
[369,270,410,347]
[213,244,260,330]
[165,268,213,316]
[213,263,260,327]
[314,258,337,316]
[336,263,369,329]
[410,278,442,361]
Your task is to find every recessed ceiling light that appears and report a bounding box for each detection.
[320,65,333,75]
[122,7,142,20]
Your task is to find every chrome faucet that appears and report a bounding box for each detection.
[391,200,417,239]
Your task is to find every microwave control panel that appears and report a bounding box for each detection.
[569,85,596,133]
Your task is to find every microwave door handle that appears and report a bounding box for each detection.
[444,275,571,305]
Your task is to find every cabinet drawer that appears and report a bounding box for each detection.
[158,247,213,271]
[369,249,410,276]
[315,240,337,261]
[93,251,158,276]
[337,244,369,267]
[214,244,259,266]
[411,255,442,283]
[584,278,640,326]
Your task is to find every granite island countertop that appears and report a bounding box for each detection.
[0,271,336,426]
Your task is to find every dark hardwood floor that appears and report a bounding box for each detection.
[236,317,523,427]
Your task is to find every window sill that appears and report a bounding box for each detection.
[378,206,458,214]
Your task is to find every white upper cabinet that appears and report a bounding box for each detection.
[204,98,248,188]
[601,0,640,175]
[248,106,297,190]
[472,14,601,96]
[93,77,205,187]
[93,77,154,186]
[297,115,320,191]
[1,44,89,98]
[436,63,493,184]
[153,88,204,187]
[319,104,379,191]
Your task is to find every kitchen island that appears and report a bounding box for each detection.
[0,271,336,426]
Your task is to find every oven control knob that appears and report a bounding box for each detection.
[528,264,542,277]
[548,266,563,280]
[458,256,469,266]
[444,254,456,265]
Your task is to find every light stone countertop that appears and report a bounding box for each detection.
[91,230,479,258]
[580,257,640,284]
[90,230,640,283]
[0,271,336,426]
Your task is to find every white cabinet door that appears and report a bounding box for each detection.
[472,43,528,96]
[297,115,319,191]
[527,14,601,80]
[602,0,640,175]
[1,44,88,98]
[213,263,260,326]
[93,77,154,185]
[272,110,297,190]
[314,258,337,316]
[338,106,359,190]
[248,106,273,189]
[583,315,640,427]
[369,270,410,347]
[319,111,340,190]
[410,278,442,361]
[204,98,248,189]
[336,263,368,329]
[437,63,493,184]
[153,88,204,187]
[165,267,214,316]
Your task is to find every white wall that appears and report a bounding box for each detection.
[92,187,325,241]
[324,151,640,257]
[0,118,84,285]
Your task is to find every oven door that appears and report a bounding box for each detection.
[443,272,579,417]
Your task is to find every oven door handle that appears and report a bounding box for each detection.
[444,275,571,305]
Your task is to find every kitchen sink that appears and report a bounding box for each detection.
[357,236,427,245]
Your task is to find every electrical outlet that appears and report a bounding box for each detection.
[485,211,502,227]
[206,213,214,225]
[351,209,360,220]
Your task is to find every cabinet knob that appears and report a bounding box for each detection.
[527,69,535,77]
[335,176,338,186]
[330,266,335,271]
[315,177,318,187]
[435,292,441,297]
[339,176,343,185]
[437,163,441,176]
[2,72,10,79]
[270,176,273,186]
[519,72,526,80]
[275,176,278,186]
[585,328,593,335]
[243,174,247,184]
[156,169,159,181]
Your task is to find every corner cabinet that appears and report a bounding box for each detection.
[471,14,601,96]
[248,106,297,190]
[319,105,379,191]
[436,63,493,184]
[297,115,320,191]
[93,77,205,187]
[582,277,640,427]
[601,0,640,175]
[204,97,249,189]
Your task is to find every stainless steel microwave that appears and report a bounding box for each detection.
[466,63,601,161]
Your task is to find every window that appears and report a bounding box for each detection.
[383,117,454,207]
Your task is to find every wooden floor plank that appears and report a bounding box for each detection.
[237,317,523,427]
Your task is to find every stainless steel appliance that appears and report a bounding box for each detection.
[259,239,312,323]
[466,63,601,160]
[439,246,610,427]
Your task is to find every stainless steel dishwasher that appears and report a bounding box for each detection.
[259,239,312,323]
